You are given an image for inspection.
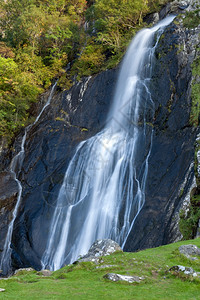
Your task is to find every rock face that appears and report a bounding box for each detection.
[5,69,118,270]
[124,8,200,252]
[0,171,18,254]
[0,2,199,272]
[78,239,122,263]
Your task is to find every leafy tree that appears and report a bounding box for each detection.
[0,0,173,141]
[71,39,105,78]
[86,0,148,54]
[0,56,41,138]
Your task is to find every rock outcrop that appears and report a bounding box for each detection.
[124,4,200,251]
[0,171,18,254]
[78,239,122,263]
[179,244,200,260]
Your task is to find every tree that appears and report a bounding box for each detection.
[0,55,41,138]
[86,0,148,54]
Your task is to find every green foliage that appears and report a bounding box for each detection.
[71,39,106,78]
[0,0,178,141]
[83,0,172,73]
[182,9,200,29]
[0,56,41,139]
[0,0,88,140]
[86,0,148,58]
[179,194,200,240]
[190,56,200,126]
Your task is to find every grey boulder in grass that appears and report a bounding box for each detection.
[179,244,200,260]
[103,273,144,283]
[78,239,122,263]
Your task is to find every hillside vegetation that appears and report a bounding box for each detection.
[0,0,170,142]
[0,238,200,299]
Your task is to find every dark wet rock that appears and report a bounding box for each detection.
[143,12,159,25]
[168,265,200,277]
[179,244,200,258]
[103,273,144,283]
[124,12,200,252]
[0,171,18,207]
[78,239,122,263]
[145,0,192,25]
[0,171,18,253]
[9,69,118,270]
[159,0,191,19]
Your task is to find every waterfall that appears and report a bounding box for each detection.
[0,82,57,275]
[42,16,175,271]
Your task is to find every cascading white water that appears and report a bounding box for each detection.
[0,82,57,275]
[41,16,175,271]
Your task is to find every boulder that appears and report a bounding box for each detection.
[38,269,52,277]
[14,268,35,275]
[103,273,143,283]
[179,244,200,259]
[169,265,200,277]
[78,239,122,263]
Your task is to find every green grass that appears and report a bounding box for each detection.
[190,55,200,127]
[1,239,200,299]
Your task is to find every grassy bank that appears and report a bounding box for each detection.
[1,238,200,299]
